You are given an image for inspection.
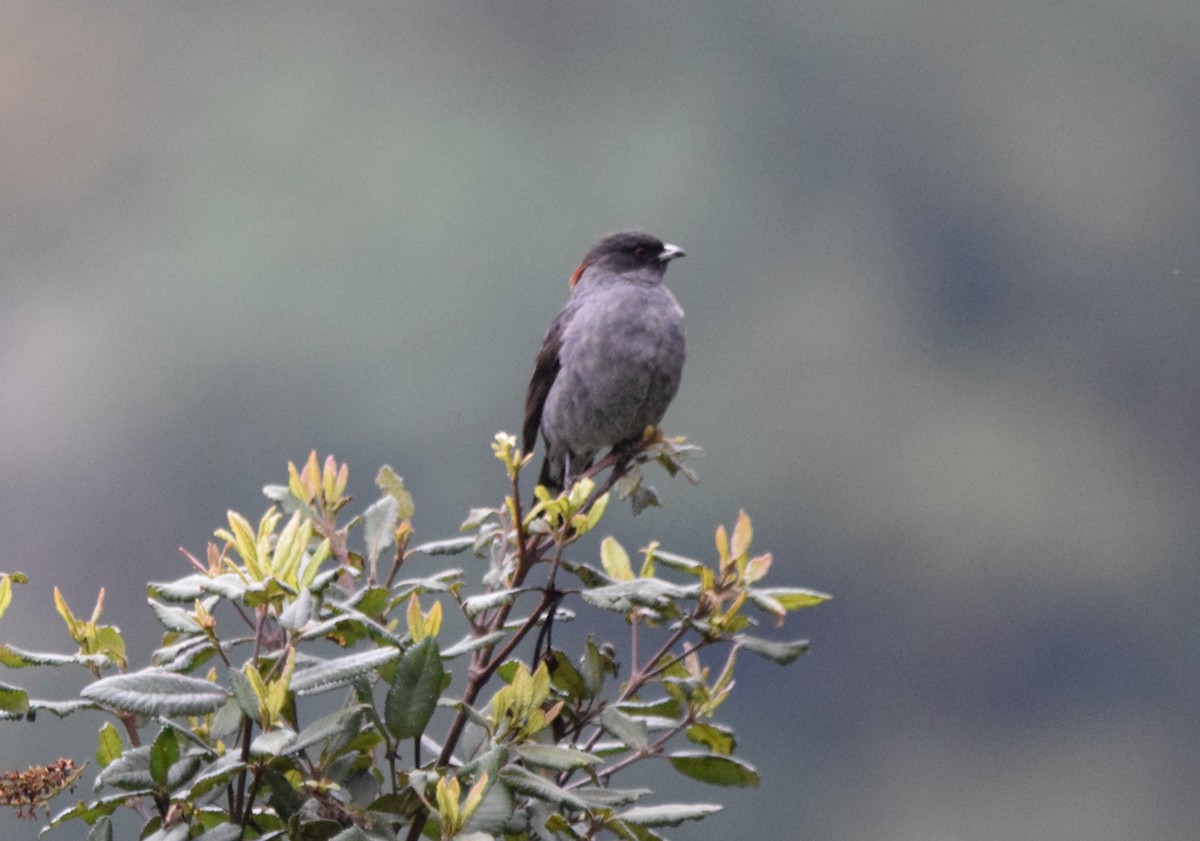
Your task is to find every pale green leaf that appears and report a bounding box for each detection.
[441,630,507,659]
[581,579,691,613]
[500,765,588,810]
[600,707,649,751]
[461,589,521,617]
[733,634,810,665]
[363,496,400,565]
[515,744,601,770]
[150,573,249,604]
[250,727,297,757]
[277,588,314,631]
[617,803,723,827]
[573,786,652,808]
[600,536,634,581]
[81,669,228,716]
[375,465,416,520]
[0,645,110,670]
[290,647,400,695]
[408,537,475,556]
[147,600,202,633]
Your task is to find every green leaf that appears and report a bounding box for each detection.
[86,814,114,841]
[733,634,810,665]
[96,626,126,664]
[260,765,304,821]
[600,707,649,751]
[149,729,180,787]
[0,682,30,717]
[581,637,616,696]
[383,637,444,739]
[626,483,661,516]
[500,765,588,810]
[290,646,400,695]
[600,536,634,581]
[375,465,415,520]
[96,723,123,767]
[0,573,21,620]
[583,492,610,532]
[617,803,723,827]
[515,744,601,770]
[685,722,736,755]
[354,586,391,617]
[81,669,229,716]
[548,649,589,700]
[363,495,400,565]
[668,752,760,787]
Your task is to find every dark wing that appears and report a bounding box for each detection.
[522,308,570,454]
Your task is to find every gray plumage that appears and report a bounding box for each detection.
[523,231,686,492]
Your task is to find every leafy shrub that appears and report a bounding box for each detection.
[0,433,828,840]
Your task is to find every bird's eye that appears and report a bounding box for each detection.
[632,246,648,259]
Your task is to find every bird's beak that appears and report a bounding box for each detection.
[658,243,685,262]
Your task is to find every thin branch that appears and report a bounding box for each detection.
[567,716,694,789]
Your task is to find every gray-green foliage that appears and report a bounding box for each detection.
[0,434,828,840]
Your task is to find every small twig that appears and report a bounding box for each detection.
[637,636,711,685]
[617,622,691,705]
[384,541,405,589]
[567,716,694,789]
[239,764,264,826]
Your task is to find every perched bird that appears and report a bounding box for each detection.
[523,231,687,492]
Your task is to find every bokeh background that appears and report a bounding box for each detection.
[3,2,1198,838]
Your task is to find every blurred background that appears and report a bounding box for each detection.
[2,2,1198,838]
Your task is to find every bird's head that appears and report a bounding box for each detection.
[569,231,685,288]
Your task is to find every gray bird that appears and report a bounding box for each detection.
[523,231,686,492]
